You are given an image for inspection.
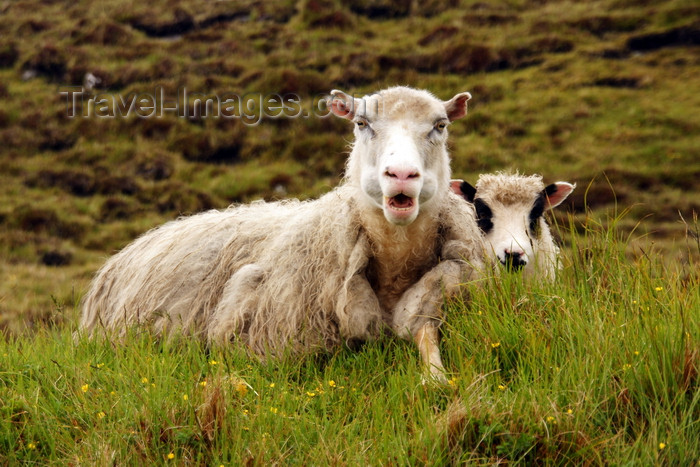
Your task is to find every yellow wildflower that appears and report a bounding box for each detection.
[97,411,106,419]
[498,385,506,391]
[141,377,149,384]
[183,394,189,401]
[546,416,556,423]
[234,380,248,397]
[659,442,666,450]
[307,391,316,397]
[269,383,275,388]
[81,384,89,393]
[27,442,36,450]
[199,380,207,387]
[167,452,175,459]
[655,286,663,292]
[491,342,501,349]
[328,380,336,388]
[209,360,218,366]
[270,407,278,414]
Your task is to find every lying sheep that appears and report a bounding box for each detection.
[450,173,574,280]
[80,86,487,381]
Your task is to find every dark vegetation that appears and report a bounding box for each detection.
[0,0,698,331]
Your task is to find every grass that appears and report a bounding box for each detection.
[1,0,699,328]
[1,215,697,465]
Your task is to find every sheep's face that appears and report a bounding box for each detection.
[451,175,574,273]
[329,87,471,226]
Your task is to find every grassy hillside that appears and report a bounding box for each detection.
[0,1,698,463]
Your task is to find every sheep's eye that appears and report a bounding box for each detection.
[430,121,448,139]
[355,118,370,129]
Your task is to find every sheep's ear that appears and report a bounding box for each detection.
[328,90,358,120]
[450,179,477,202]
[444,92,472,122]
[543,182,576,210]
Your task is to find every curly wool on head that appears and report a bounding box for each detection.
[475,172,546,207]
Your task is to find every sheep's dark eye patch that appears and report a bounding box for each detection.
[529,194,545,236]
[473,198,493,233]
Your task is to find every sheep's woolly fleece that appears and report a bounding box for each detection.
[80,86,486,361]
[80,185,484,356]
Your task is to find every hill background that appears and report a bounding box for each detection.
[0,0,698,332]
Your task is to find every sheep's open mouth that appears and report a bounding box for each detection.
[387,194,415,211]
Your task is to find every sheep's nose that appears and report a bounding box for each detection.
[384,166,420,181]
[503,250,527,271]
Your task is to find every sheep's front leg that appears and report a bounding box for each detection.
[337,235,386,343]
[392,259,470,382]
[339,274,386,341]
[207,264,265,344]
[414,322,445,382]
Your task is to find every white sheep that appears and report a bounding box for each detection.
[80,86,487,381]
[450,173,574,280]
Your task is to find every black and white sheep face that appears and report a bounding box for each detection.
[475,195,545,270]
[329,87,471,226]
[452,177,575,273]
